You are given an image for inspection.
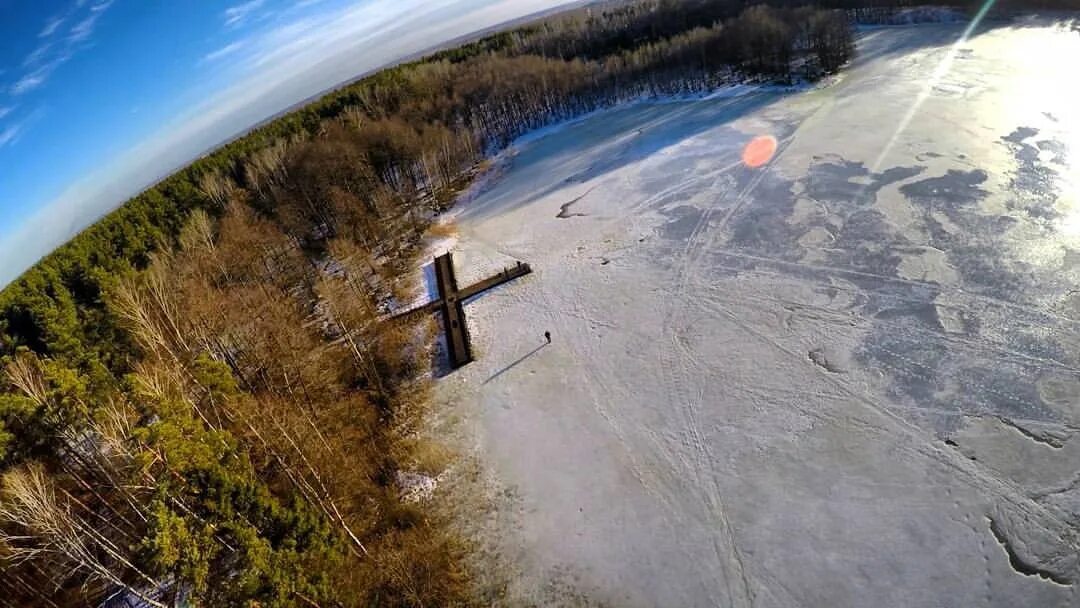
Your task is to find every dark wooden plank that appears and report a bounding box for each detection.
[394,261,533,319]
[387,300,438,319]
[435,253,473,368]
[457,262,532,301]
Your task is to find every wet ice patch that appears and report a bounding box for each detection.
[899,168,990,209]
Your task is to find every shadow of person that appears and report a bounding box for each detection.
[482,342,548,385]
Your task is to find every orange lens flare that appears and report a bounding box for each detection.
[742,135,778,168]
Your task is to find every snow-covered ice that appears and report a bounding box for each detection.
[437,20,1080,607]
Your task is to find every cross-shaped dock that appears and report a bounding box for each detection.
[396,252,532,369]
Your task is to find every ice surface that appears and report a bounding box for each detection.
[438,20,1080,607]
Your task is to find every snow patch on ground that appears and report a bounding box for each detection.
[396,470,440,503]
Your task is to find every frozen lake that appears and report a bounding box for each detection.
[439,19,1080,607]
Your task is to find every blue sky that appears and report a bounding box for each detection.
[0,0,576,286]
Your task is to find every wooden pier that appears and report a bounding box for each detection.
[395,252,532,369]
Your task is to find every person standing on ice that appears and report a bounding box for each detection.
[544,331,552,344]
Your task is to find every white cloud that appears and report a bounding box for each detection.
[0,124,24,148]
[39,16,65,38]
[225,0,266,27]
[11,57,67,95]
[0,108,43,151]
[68,17,96,41]
[68,1,113,42]
[23,43,53,68]
[69,15,99,42]
[10,1,115,96]
[204,41,246,63]
[12,73,47,95]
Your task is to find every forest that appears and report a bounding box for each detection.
[0,0,882,604]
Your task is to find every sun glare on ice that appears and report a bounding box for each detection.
[742,134,778,168]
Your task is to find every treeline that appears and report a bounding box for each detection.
[827,0,1080,11]
[490,0,851,62]
[0,2,854,606]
